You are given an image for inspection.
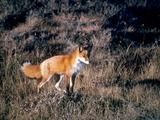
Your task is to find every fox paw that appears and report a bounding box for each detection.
[55,84,62,91]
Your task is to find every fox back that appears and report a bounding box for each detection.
[21,44,92,94]
[40,47,89,77]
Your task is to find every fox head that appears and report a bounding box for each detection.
[77,44,93,64]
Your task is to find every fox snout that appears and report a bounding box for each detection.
[78,57,89,64]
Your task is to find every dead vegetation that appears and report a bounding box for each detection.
[0,0,160,119]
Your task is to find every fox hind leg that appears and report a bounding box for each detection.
[37,75,52,93]
[55,74,64,91]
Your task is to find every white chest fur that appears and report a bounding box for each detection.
[72,58,86,75]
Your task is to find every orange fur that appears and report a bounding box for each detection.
[21,45,92,94]
[21,63,41,79]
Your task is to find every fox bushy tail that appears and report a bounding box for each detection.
[21,62,42,79]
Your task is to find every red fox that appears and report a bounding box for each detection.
[21,44,92,94]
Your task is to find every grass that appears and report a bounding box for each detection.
[0,0,160,119]
[1,41,160,119]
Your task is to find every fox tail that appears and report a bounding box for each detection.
[21,62,42,79]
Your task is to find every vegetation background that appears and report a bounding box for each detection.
[0,0,160,119]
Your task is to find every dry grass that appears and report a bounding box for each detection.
[12,17,41,35]
[2,40,160,119]
[1,0,160,119]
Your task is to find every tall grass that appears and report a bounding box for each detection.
[1,0,160,119]
[1,37,160,119]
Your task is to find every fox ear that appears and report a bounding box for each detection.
[79,45,83,52]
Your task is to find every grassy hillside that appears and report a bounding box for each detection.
[0,0,160,119]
